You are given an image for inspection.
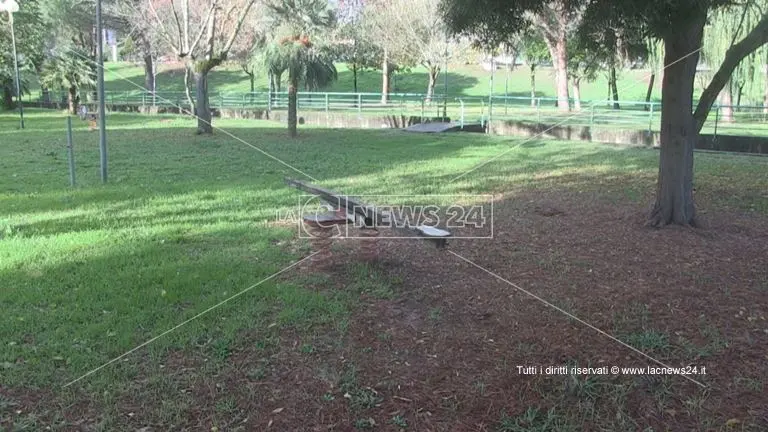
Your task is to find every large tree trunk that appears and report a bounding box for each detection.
[509,49,518,72]
[268,70,280,93]
[194,68,213,134]
[2,87,12,109]
[720,80,734,122]
[425,66,439,103]
[649,16,705,227]
[548,36,570,111]
[610,65,620,109]
[144,53,155,106]
[245,71,256,104]
[764,62,768,114]
[645,73,655,111]
[268,70,274,111]
[140,36,155,94]
[184,66,195,115]
[381,49,390,104]
[353,63,358,93]
[530,65,536,107]
[572,77,582,110]
[288,70,298,138]
[68,86,78,114]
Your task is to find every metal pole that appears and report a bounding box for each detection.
[66,117,76,186]
[504,48,509,116]
[537,98,541,124]
[96,0,107,183]
[488,56,494,134]
[8,11,24,129]
[480,98,484,127]
[648,102,654,133]
[443,32,448,119]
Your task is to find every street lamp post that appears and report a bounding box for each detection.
[1,0,24,129]
[96,0,107,183]
[443,33,448,119]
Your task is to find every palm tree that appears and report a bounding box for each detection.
[265,0,337,137]
[1,73,29,110]
[39,50,95,114]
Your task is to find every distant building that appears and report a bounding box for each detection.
[480,54,525,71]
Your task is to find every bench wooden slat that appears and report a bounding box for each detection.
[415,225,451,237]
[303,213,351,225]
[286,178,452,248]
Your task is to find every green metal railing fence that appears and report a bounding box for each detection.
[36,90,768,137]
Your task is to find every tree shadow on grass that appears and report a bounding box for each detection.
[0,222,320,388]
[5,111,763,236]
[102,64,257,94]
[328,70,481,96]
[379,142,658,197]
[3,119,765,382]
[0,120,662,256]
[104,65,488,96]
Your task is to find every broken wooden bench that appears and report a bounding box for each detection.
[285,178,451,268]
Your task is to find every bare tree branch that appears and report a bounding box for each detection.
[204,4,217,60]
[169,0,185,51]
[183,65,195,111]
[367,0,463,70]
[223,2,238,23]
[693,12,768,131]
[183,0,190,52]
[188,0,221,56]
[147,0,180,53]
[221,0,257,55]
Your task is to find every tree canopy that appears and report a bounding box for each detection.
[264,0,337,137]
[441,0,768,226]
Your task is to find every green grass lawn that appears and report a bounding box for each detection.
[2,109,767,429]
[30,60,767,137]
[27,59,767,138]
[25,60,665,102]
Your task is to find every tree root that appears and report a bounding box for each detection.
[645,205,669,228]
[646,204,701,229]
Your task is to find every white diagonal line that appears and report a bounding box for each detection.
[448,250,706,388]
[450,47,704,183]
[57,47,319,182]
[63,251,320,387]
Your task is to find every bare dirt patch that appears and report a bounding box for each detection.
[297,191,768,431]
[2,192,766,431]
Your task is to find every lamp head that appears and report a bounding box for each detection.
[0,0,20,13]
